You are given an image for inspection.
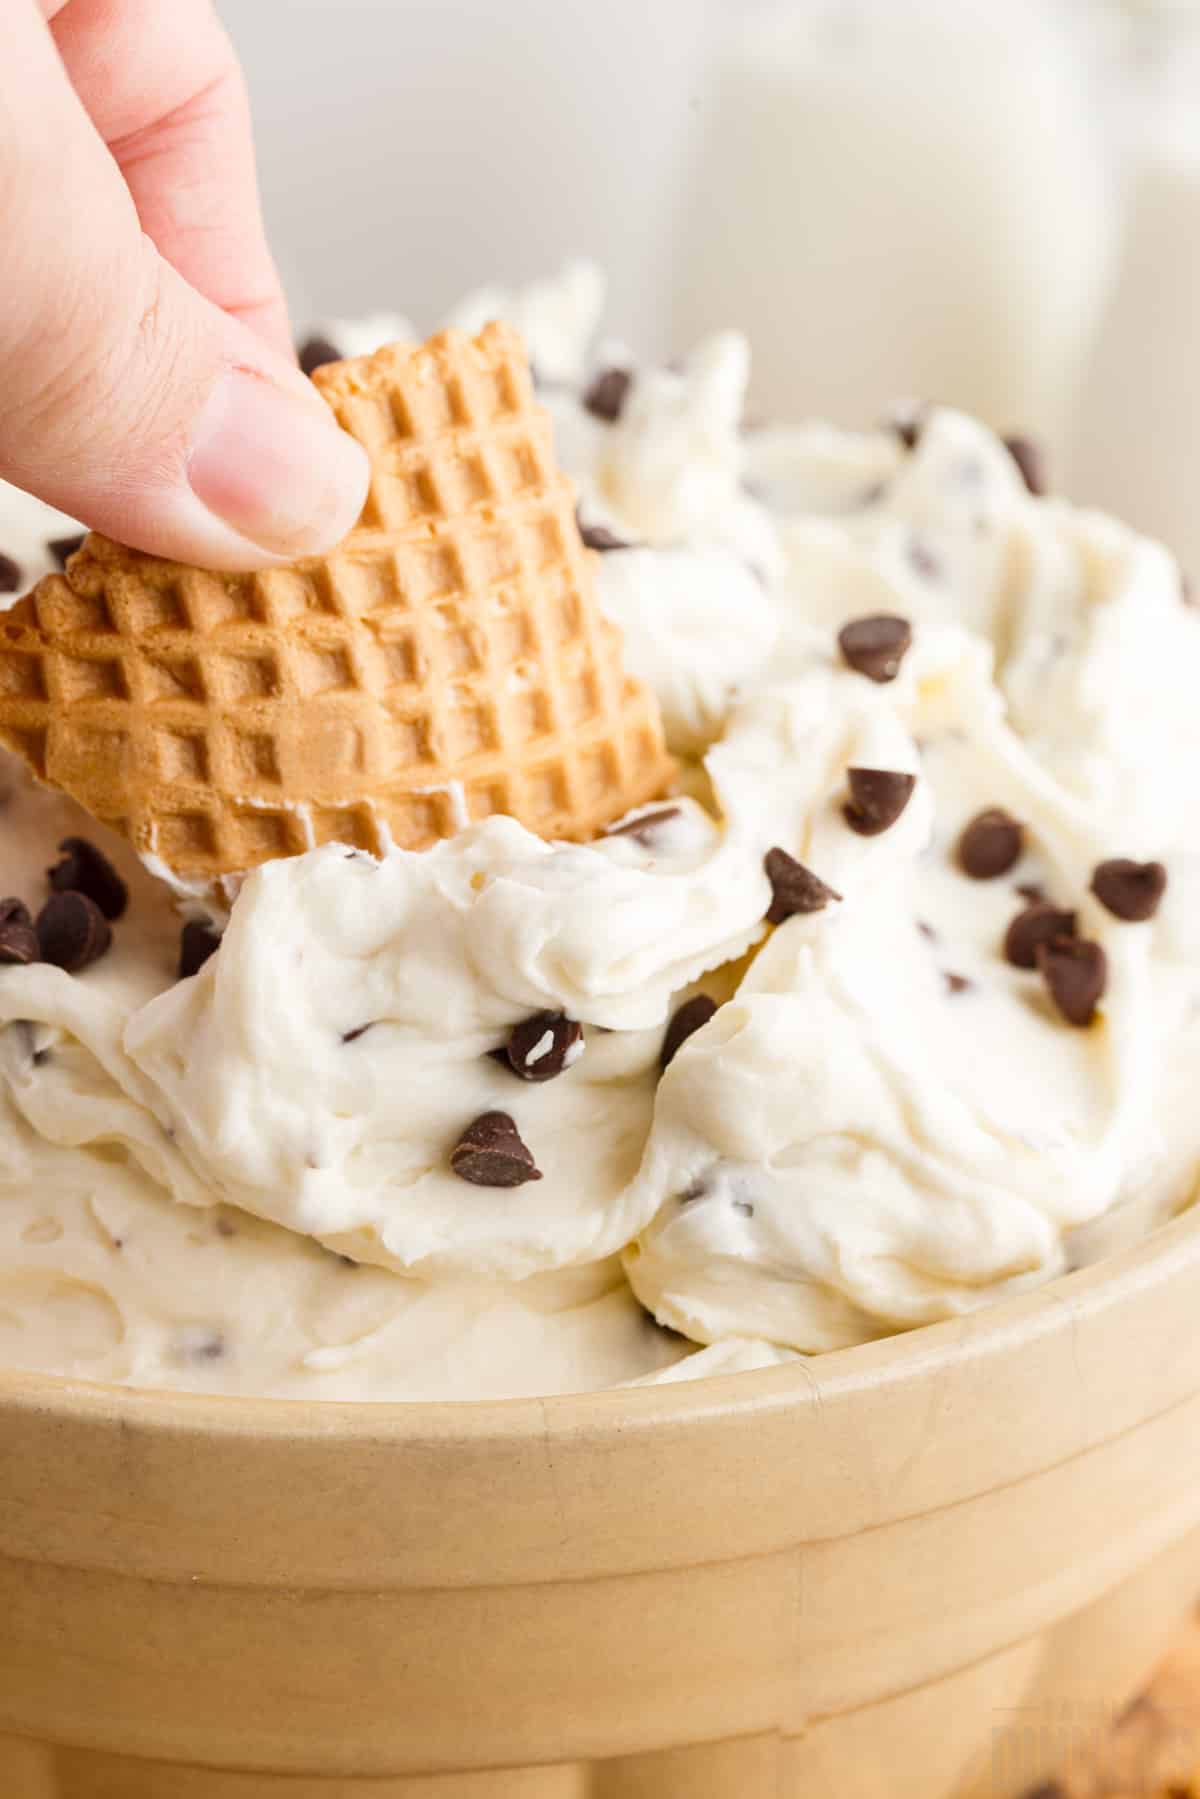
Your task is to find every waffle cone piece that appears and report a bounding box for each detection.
[0,323,674,880]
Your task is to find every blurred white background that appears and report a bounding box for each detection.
[226,0,736,350]
[223,0,1200,570]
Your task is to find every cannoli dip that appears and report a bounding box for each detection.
[0,264,1196,1399]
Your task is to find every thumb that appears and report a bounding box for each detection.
[0,4,369,572]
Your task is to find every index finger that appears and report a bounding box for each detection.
[44,0,293,357]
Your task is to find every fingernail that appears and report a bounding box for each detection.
[187,366,369,560]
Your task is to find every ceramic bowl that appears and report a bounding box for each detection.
[2,1206,1199,1797]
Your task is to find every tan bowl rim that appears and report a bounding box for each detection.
[1,1200,1196,1443]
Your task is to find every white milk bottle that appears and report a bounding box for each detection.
[672,0,1115,457]
[1068,1,1200,575]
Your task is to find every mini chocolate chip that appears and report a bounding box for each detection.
[660,994,718,1071]
[943,971,972,995]
[1015,881,1045,903]
[957,808,1024,880]
[1004,902,1077,970]
[341,1023,372,1044]
[908,537,942,580]
[1090,858,1167,923]
[844,767,916,837]
[764,847,840,924]
[577,509,630,553]
[837,614,913,684]
[0,553,23,594]
[1036,936,1107,1028]
[450,1111,542,1187]
[583,366,632,423]
[36,891,111,972]
[47,533,86,569]
[605,806,681,846]
[173,1325,225,1364]
[48,836,128,919]
[887,403,927,451]
[0,897,39,966]
[298,335,343,377]
[178,920,222,979]
[506,1011,583,1082]
[1003,435,1047,497]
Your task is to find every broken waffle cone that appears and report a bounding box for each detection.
[0,323,674,881]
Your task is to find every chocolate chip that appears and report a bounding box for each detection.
[943,972,972,995]
[844,767,917,837]
[605,806,681,846]
[957,808,1024,880]
[505,1011,583,1082]
[176,920,221,979]
[1090,858,1167,923]
[1036,936,1107,1028]
[1004,901,1077,970]
[837,614,913,684]
[583,366,632,423]
[0,898,39,966]
[450,1111,542,1187]
[172,1325,225,1364]
[1003,435,1047,497]
[908,537,942,581]
[0,553,23,594]
[48,836,128,920]
[46,533,85,569]
[341,1023,372,1044]
[660,994,718,1071]
[764,848,840,924]
[297,335,343,377]
[36,892,111,972]
[577,508,630,553]
[887,403,927,451]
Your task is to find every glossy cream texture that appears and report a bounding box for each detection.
[0,266,1197,1395]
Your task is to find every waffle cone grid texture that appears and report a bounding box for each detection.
[0,324,673,878]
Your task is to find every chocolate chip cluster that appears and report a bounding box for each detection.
[0,837,127,973]
[0,836,223,981]
[957,805,1168,1029]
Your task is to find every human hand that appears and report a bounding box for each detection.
[0,0,369,570]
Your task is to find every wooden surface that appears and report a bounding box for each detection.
[1046,1609,1200,1797]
